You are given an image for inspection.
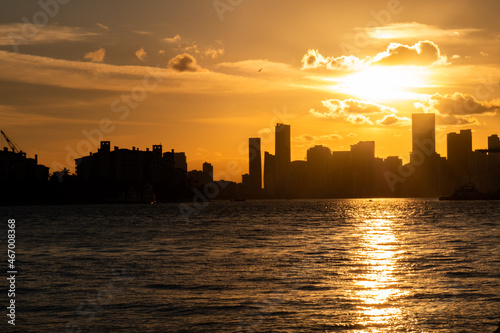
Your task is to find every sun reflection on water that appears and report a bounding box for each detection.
[351,216,409,330]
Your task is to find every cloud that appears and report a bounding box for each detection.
[0,50,303,96]
[0,24,98,47]
[204,47,225,59]
[371,41,448,66]
[347,133,358,138]
[437,115,480,126]
[311,98,396,118]
[181,44,224,59]
[415,93,500,116]
[310,99,403,125]
[135,47,147,61]
[164,34,181,43]
[96,23,109,30]
[301,41,448,72]
[301,49,364,71]
[365,22,482,41]
[346,114,373,125]
[377,114,411,126]
[84,48,106,62]
[168,53,205,72]
[294,133,343,143]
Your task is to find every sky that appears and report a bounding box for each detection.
[1,0,500,180]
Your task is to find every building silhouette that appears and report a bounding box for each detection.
[306,145,331,197]
[488,134,500,151]
[75,141,190,202]
[412,113,436,157]
[447,129,473,187]
[203,162,214,182]
[350,141,376,197]
[0,147,49,203]
[275,123,291,197]
[248,138,262,191]
[3,115,500,204]
[263,151,276,196]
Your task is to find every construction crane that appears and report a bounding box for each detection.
[1,130,22,154]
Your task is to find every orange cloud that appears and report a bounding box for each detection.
[377,114,411,126]
[301,41,448,71]
[309,98,403,125]
[301,49,363,71]
[371,41,448,66]
[84,47,106,63]
[415,92,500,116]
[135,47,147,61]
[164,34,181,43]
[168,53,205,72]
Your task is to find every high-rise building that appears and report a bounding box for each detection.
[275,123,291,196]
[263,151,276,195]
[164,149,187,171]
[488,134,500,151]
[447,129,472,185]
[275,123,290,168]
[248,138,262,190]
[306,145,331,197]
[203,162,213,182]
[412,113,435,157]
[350,141,376,196]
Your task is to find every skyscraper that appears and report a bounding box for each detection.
[488,134,500,151]
[275,123,291,196]
[412,113,436,157]
[248,138,262,190]
[275,123,291,168]
[410,113,442,197]
[350,141,376,197]
[263,151,276,195]
[203,162,213,182]
[447,130,472,184]
[306,145,331,197]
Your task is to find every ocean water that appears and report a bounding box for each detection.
[1,199,499,332]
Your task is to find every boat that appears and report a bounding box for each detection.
[439,184,500,201]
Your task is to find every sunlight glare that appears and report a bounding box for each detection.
[338,66,430,101]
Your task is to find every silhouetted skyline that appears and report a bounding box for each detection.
[1,113,499,204]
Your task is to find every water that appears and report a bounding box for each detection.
[1,199,499,332]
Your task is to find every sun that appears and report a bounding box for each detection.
[337,65,430,101]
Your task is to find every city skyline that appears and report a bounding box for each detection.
[3,111,499,204]
[2,112,498,183]
[1,1,500,179]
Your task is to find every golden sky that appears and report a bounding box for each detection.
[1,0,500,180]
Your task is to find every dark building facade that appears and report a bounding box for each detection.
[248,138,262,191]
[447,129,473,187]
[75,141,189,202]
[0,148,49,203]
[275,123,291,197]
